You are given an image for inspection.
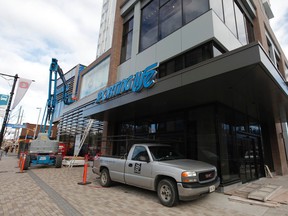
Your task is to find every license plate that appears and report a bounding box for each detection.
[39,156,47,160]
[209,185,215,193]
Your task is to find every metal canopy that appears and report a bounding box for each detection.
[83,43,288,124]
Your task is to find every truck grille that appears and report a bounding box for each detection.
[199,170,215,182]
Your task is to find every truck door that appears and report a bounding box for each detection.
[124,146,153,190]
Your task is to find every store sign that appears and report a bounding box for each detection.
[96,62,158,104]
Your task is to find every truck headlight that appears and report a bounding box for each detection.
[181,171,197,183]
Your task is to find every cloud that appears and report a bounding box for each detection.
[1,0,288,127]
[0,0,103,124]
[270,0,288,57]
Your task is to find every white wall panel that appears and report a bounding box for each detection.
[211,11,242,51]
[156,30,182,63]
[118,9,243,82]
[181,11,214,52]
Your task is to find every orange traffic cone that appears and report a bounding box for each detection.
[78,154,91,185]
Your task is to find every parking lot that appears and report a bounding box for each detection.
[0,154,288,216]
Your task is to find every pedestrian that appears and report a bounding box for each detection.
[0,148,3,160]
[4,146,9,157]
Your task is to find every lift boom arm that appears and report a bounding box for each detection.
[40,58,73,137]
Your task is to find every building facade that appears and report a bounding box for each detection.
[96,0,117,58]
[54,64,86,122]
[62,0,288,187]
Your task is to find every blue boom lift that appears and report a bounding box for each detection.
[23,58,74,169]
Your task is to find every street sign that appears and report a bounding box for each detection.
[6,123,26,128]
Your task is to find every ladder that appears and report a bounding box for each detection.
[68,119,94,168]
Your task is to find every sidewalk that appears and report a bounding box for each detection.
[0,154,288,216]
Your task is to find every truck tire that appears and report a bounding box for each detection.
[23,155,30,170]
[55,155,62,168]
[100,168,112,187]
[157,178,179,207]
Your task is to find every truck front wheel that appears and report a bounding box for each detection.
[157,179,179,207]
[100,168,112,187]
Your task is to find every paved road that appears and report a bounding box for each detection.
[0,154,288,216]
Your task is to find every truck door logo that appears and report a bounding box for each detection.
[134,163,142,174]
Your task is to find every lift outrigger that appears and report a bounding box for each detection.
[23,58,74,169]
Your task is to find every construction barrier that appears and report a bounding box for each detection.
[16,152,26,174]
[20,153,26,173]
[78,154,91,185]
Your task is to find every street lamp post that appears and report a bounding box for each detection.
[0,74,19,148]
[33,107,42,139]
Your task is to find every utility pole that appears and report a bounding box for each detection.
[0,73,19,148]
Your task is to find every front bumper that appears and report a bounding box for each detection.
[177,177,220,201]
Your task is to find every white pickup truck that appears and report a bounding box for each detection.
[92,144,220,207]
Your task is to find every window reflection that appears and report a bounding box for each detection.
[223,0,237,36]
[140,0,209,51]
[140,0,159,51]
[158,41,221,78]
[121,18,134,63]
[183,0,209,24]
[159,0,182,39]
[234,3,248,45]
[210,0,224,21]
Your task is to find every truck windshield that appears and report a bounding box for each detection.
[148,146,184,161]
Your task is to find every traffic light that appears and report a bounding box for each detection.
[50,58,58,71]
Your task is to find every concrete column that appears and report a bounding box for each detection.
[270,105,288,175]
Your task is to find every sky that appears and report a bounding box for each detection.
[0,0,103,127]
[0,0,287,127]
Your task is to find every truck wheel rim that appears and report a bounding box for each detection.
[160,185,171,201]
[101,173,107,184]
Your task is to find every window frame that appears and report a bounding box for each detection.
[120,17,134,63]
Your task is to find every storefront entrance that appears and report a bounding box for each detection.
[112,103,265,186]
[237,134,263,183]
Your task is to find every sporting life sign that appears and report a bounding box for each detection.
[96,62,158,104]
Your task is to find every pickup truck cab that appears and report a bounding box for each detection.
[92,144,220,207]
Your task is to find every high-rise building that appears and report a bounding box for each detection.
[60,0,288,189]
[96,0,117,58]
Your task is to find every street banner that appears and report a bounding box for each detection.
[0,94,9,118]
[74,134,81,156]
[11,78,33,110]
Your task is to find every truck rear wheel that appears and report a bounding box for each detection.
[23,155,30,170]
[100,168,112,187]
[55,155,62,168]
[157,178,179,207]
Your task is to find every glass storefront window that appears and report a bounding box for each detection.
[234,3,247,45]
[183,0,209,24]
[159,0,182,39]
[140,0,159,51]
[213,45,223,57]
[210,0,224,21]
[158,41,223,79]
[79,57,110,99]
[121,17,134,63]
[223,0,237,36]
[140,0,210,51]
[189,106,217,167]
[115,104,263,185]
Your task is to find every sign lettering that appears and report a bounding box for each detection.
[96,62,158,104]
